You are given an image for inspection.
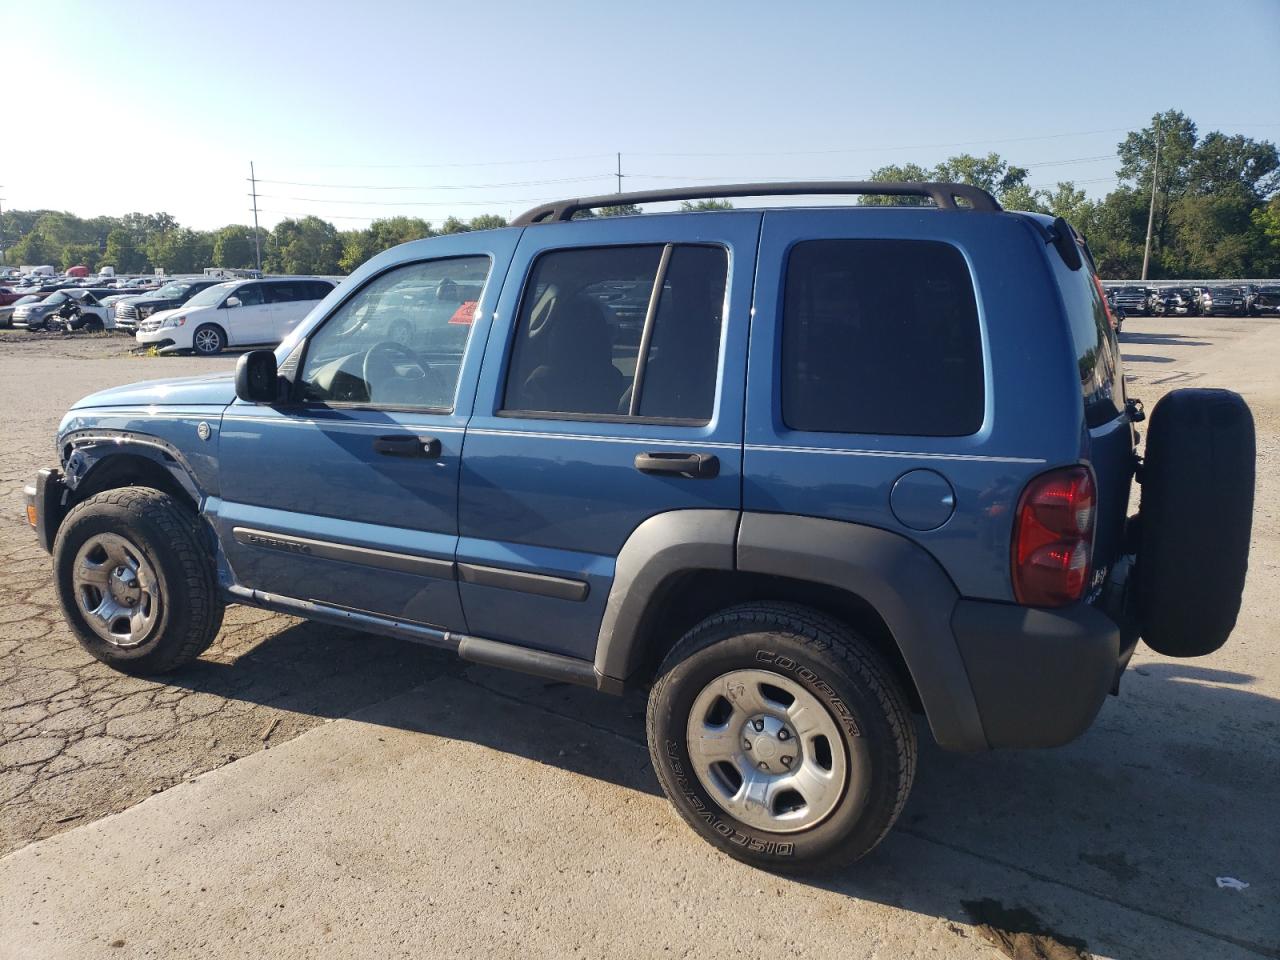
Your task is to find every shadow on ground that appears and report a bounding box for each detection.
[159,621,1280,959]
[1118,332,1213,347]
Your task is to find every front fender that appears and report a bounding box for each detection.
[61,430,209,506]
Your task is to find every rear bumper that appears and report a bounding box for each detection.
[951,599,1120,749]
[23,468,68,554]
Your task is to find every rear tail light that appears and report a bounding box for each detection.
[1011,466,1096,607]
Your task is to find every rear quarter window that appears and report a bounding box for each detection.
[781,239,984,437]
[1054,254,1123,427]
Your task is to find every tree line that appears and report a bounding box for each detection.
[864,110,1279,278]
[2,111,1276,280]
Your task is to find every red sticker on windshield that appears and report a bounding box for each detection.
[449,300,478,325]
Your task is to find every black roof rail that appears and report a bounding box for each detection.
[512,181,1001,225]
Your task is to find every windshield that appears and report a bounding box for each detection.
[15,295,39,305]
[43,292,71,306]
[152,282,193,299]
[182,281,236,309]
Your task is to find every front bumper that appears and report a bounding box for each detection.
[23,467,69,553]
[951,599,1121,749]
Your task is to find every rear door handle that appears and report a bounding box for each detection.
[634,451,719,479]
[373,435,441,458]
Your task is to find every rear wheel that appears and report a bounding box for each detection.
[192,324,225,355]
[647,602,916,873]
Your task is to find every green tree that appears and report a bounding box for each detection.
[265,217,342,274]
[438,216,471,235]
[102,228,149,274]
[597,204,642,217]
[468,213,509,231]
[679,199,734,211]
[212,225,261,270]
[61,243,99,271]
[147,228,214,274]
[7,231,59,267]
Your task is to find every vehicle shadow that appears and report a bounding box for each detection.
[164,622,1279,959]
[1119,332,1212,347]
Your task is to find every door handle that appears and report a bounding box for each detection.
[373,435,441,458]
[634,451,719,479]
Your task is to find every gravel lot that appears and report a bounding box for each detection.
[1,319,1277,959]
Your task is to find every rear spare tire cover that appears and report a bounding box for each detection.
[1136,388,1254,657]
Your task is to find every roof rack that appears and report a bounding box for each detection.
[512,181,1001,225]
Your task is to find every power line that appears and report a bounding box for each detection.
[252,194,561,207]
[271,152,614,170]
[251,174,612,191]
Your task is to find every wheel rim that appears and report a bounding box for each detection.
[194,329,220,353]
[72,533,161,648]
[686,668,849,833]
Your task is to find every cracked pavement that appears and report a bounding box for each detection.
[0,333,465,855]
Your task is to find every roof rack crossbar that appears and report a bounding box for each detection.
[512,181,1001,225]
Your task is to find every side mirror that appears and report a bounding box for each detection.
[235,350,279,404]
[224,296,241,308]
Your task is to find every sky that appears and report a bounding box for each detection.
[3,0,1279,231]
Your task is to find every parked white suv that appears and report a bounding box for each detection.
[135,277,335,354]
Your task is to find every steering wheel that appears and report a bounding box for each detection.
[362,340,448,405]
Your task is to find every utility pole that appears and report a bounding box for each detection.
[1140,118,1161,282]
[249,162,262,273]
[616,152,623,194]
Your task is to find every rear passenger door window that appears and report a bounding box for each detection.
[501,243,727,423]
[781,239,984,437]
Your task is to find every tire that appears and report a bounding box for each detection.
[192,323,225,355]
[647,602,916,873]
[53,486,224,674]
[84,316,104,333]
[1136,389,1255,658]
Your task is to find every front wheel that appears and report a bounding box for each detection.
[53,487,224,674]
[192,323,225,355]
[647,603,916,873]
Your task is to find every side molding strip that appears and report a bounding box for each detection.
[226,585,599,690]
[457,562,589,602]
[232,527,456,580]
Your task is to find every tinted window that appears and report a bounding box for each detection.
[781,239,983,437]
[299,256,490,410]
[306,281,332,300]
[502,244,727,422]
[232,283,264,307]
[1058,256,1122,428]
[264,282,304,304]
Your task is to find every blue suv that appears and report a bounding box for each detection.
[26,182,1255,871]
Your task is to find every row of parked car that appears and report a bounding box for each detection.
[0,275,337,354]
[1103,283,1279,318]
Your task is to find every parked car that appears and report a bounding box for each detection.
[1109,285,1151,316]
[1,293,48,328]
[1251,285,1280,315]
[1202,286,1248,316]
[1151,287,1197,316]
[24,182,1255,873]
[134,276,335,354]
[53,289,113,332]
[113,278,227,333]
[0,286,29,307]
[13,289,114,332]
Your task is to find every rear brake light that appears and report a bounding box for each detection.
[1011,466,1096,607]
